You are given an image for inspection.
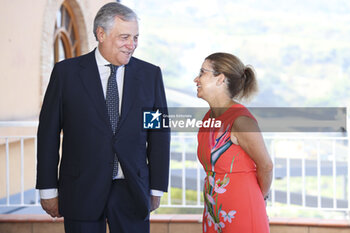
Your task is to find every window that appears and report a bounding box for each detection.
[53,1,81,64]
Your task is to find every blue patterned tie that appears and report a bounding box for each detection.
[105,64,119,179]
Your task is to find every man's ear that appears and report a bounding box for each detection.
[96,27,106,43]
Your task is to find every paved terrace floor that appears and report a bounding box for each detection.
[1,214,350,233]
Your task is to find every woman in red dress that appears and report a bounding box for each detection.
[194,53,273,233]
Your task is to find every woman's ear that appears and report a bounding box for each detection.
[216,73,226,86]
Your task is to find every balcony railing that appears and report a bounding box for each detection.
[0,121,349,218]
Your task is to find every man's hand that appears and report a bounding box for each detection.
[150,195,161,212]
[40,197,61,218]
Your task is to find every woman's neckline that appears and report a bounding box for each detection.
[209,103,243,119]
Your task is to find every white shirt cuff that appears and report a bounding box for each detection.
[39,187,163,198]
[39,188,58,199]
[150,189,164,197]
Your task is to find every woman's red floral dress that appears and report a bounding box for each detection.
[197,104,269,233]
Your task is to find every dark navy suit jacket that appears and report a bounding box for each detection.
[36,50,170,221]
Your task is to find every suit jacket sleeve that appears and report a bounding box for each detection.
[36,64,63,189]
[147,67,170,192]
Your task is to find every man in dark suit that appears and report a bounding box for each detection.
[36,2,170,233]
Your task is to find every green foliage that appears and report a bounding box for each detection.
[131,0,350,107]
[154,187,204,214]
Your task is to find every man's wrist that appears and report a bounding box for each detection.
[39,189,58,199]
[150,189,163,197]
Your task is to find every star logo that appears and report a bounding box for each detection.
[150,109,162,122]
[143,109,162,129]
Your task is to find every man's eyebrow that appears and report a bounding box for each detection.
[119,33,139,36]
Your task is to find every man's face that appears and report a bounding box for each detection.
[97,16,139,66]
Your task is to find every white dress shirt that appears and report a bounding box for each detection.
[39,47,163,199]
[95,45,126,180]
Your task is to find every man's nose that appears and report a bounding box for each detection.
[126,38,136,49]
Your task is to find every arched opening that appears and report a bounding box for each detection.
[53,1,81,64]
[40,0,89,99]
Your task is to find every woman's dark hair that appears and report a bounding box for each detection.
[206,52,258,101]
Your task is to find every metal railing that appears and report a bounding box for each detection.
[164,133,350,214]
[2,136,39,207]
[0,121,40,210]
[0,122,349,217]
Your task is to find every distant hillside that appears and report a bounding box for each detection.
[126,0,350,107]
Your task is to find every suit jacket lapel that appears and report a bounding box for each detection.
[78,50,111,130]
[119,57,139,129]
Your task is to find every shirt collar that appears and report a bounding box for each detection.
[95,47,109,66]
[95,47,124,68]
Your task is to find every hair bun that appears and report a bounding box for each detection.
[242,67,249,79]
[205,52,258,102]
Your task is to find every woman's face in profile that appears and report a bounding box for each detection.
[194,60,218,100]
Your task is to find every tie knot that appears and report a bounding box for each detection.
[106,64,118,75]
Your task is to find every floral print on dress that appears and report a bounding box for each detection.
[201,123,237,233]
[198,105,270,233]
[209,124,233,167]
[220,210,236,223]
